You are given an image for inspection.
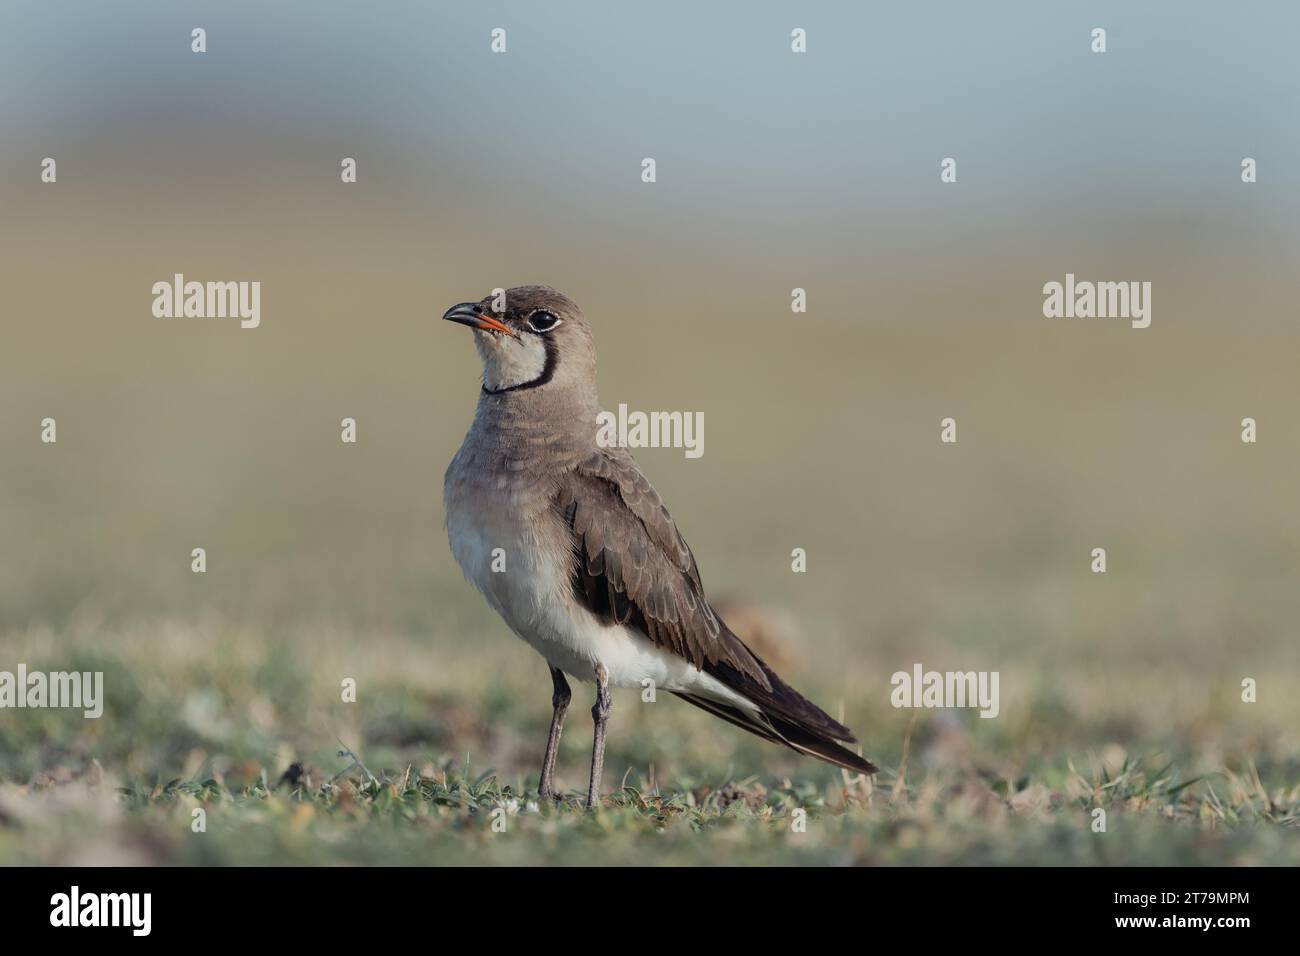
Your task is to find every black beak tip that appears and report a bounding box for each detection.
[443,302,482,326]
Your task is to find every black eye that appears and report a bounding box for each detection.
[527,310,560,333]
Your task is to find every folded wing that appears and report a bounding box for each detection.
[553,447,876,775]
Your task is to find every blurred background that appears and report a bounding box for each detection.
[1,1,1298,863]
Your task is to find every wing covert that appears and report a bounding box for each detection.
[554,449,770,689]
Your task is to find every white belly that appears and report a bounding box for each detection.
[446,505,756,711]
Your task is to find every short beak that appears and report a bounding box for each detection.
[442,302,517,338]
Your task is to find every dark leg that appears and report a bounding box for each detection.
[538,665,571,801]
[585,663,612,809]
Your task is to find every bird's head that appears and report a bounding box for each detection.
[443,285,597,398]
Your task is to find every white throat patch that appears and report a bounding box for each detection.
[476,332,548,391]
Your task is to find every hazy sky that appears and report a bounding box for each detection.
[3,0,1296,272]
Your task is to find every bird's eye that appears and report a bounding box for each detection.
[525,310,560,333]
[526,310,560,333]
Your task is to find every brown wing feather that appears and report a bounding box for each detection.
[555,448,875,774]
[554,450,770,688]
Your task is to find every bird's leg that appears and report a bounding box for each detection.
[538,665,571,801]
[585,662,612,809]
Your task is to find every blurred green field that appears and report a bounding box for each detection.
[2,310,1298,865]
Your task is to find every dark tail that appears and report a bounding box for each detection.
[675,645,878,776]
[764,711,879,775]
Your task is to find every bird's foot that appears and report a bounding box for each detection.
[538,782,564,804]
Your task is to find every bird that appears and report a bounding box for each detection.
[442,286,877,807]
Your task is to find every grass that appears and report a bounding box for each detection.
[1,612,1297,865]
[6,743,1298,866]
